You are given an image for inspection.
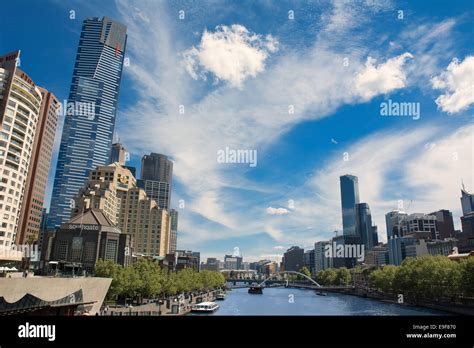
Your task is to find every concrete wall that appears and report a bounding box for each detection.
[0,277,112,315]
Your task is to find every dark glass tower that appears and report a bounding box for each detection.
[356,203,373,250]
[48,17,127,228]
[340,175,360,236]
[137,153,173,209]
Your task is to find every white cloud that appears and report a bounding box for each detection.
[266,207,289,215]
[113,1,468,255]
[431,56,474,113]
[182,24,278,88]
[354,53,413,101]
[273,245,286,250]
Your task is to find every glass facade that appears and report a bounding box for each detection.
[48,17,127,228]
[340,175,360,236]
[356,203,373,250]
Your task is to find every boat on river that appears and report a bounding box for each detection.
[191,302,220,313]
[248,286,263,294]
[215,292,226,300]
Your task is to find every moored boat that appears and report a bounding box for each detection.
[191,302,220,313]
[215,292,226,300]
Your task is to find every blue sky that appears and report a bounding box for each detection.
[1,0,473,262]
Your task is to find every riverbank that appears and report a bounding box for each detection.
[325,287,474,316]
[103,289,222,316]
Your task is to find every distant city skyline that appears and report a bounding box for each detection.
[0,0,472,262]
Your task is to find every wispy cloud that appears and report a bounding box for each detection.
[111,0,471,261]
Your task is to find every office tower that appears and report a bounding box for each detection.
[314,240,333,273]
[72,163,136,225]
[340,175,360,236]
[428,209,455,239]
[137,153,173,209]
[303,248,316,275]
[282,246,304,272]
[17,87,61,245]
[48,17,127,228]
[169,209,178,253]
[371,225,379,246]
[110,142,127,165]
[224,254,243,270]
[460,186,474,235]
[0,51,43,248]
[403,213,438,239]
[73,163,171,257]
[385,210,408,239]
[461,185,474,216]
[37,208,48,252]
[356,203,374,250]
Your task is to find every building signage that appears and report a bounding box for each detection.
[66,224,99,231]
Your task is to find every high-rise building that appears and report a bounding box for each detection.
[429,209,455,239]
[282,246,304,272]
[402,213,438,239]
[224,254,243,270]
[371,225,379,246]
[303,248,316,275]
[17,87,61,245]
[48,17,127,228]
[141,153,173,183]
[137,153,173,210]
[0,51,43,249]
[356,203,375,250]
[314,240,332,273]
[73,163,172,257]
[169,209,178,253]
[461,185,474,216]
[385,210,408,239]
[340,175,360,236]
[110,142,127,165]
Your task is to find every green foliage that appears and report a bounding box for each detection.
[299,266,311,278]
[460,258,474,296]
[316,268,351,286]
[94,259,226,301]
[368,265,398,292]
[367,255,471,301]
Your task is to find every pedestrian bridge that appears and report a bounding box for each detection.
[226,271,354,290]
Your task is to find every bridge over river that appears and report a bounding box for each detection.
[226,271,354,291]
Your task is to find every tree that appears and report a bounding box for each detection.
[299,266,311,278]
[335,268,351,286]
[460,258,474,296]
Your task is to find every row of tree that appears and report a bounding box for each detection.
[368,255,474,300]
[315,267,352,286]
[94,259,226,301]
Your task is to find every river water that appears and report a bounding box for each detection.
[206,288,447,315]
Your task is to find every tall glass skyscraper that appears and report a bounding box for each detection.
[48,17,127,228]
[137,153,173,210]
[340,175,360,236]
[356,203,373,250]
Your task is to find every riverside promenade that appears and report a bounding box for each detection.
[103,289,220,316]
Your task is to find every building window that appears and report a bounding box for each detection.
[58,240,68,260]
[104,239,117,261]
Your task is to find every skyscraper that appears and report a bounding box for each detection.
[461,185,474,216]
[429,209,455,239]
[356,203,374,250]
[340,175,360,236]
[137,153,173,209]
[0,51,43,248]
[17,87,61,245]
[169,209,178,253]
[48,17,127,228]
[110,142,127,165]
[385,210,408,239]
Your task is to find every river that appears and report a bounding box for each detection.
[204,288,447,315]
